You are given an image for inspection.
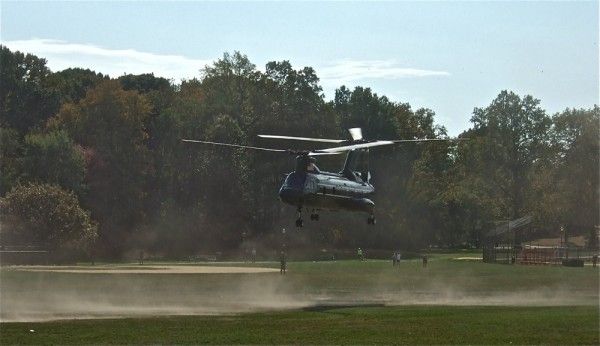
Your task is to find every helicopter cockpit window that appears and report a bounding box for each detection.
[354,171,365,183]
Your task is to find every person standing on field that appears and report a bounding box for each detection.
[280,251,287,275]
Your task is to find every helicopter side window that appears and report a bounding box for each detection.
[307,163,320,173]
[353,171,364,183]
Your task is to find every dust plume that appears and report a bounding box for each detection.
[1,261,598,322]
[1,268,308,322]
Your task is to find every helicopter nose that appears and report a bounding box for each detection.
[279,186,302,204]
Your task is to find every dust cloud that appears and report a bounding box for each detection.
[1,267,307,322]
[1,263,598,322]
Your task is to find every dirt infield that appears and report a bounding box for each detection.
[453,257,483,261]
[9,265,280,274]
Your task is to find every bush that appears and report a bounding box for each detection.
[1,183,97,253]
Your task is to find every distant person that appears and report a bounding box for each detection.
[139,250,144,265]
[593,254,598,267]
[251,248,256,263]
[396,252,401,265]
[392,252,397,266]
[422,255,428,268]
[357,248,364,261]
[280,251,287,275]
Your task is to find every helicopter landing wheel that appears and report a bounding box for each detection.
[310,213,319,221]
[367,215,376,225]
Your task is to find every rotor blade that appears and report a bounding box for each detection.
[182,139,288,153]
[316,137,467,153]
[317,140,396,153]
[348,128,363,141]
[258,134,345,143]
[307,151,345,156]
[391,138,469,143]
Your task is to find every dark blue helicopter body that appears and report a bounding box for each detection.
[278,151,376,226]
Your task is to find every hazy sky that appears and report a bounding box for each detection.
[1,1,598,135]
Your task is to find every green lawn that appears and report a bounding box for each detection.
[1,306,597,345]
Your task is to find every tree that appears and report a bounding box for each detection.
[1,183,97,250]
[46,68,108,105]
[48,80,152,255]
[0,46,60,134]
[549,107,599,243]
[202,114,249,246]
[20,130,86,194]
[443,134,497,246]
[334,86,399,139]
[201,51,259,126]
[118,73,175,125]
[469,90,552,220]
[0,127,22,195]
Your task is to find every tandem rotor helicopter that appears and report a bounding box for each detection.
[183,128,460,227]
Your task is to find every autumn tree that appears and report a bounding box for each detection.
[1,183,97,251]
[49,80,152,255]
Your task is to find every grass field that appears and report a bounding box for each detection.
[1,253,598,344]
[2,306,598,345]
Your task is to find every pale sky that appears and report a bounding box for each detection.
[1,1,598,135]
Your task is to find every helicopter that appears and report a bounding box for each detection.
[183,128,460,227]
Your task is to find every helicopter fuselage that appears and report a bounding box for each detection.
[279,171,375,214]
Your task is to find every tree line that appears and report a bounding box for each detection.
[0,46,597,259]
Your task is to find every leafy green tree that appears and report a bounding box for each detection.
[118,73,176,127]
[0,183,97,250]
[149,79,208,207]
[334,86,399,139]
[46,68,107,105]
[119,73,172,94]
[203,114,249,246]
[0,46,60,134]
[469,90,552,220]
[20,130,85,194]
[260,61,338,137]
[548,107,599,244]
[0,127,22,194]
[442,134,497,246]
[201,51,259,126]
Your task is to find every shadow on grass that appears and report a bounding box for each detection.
[302,303,385,312]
